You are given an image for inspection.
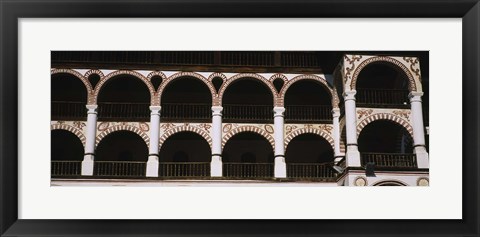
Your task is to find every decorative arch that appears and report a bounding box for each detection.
[222,125,275,150]
[208,72,227,82]
[92,70,156,105]
[284,128,334,150]
[51,68,93,94]
[269,73,288,82]
[350,56,419,92]
[157,72,217,105]
[84,69,104,79]
[218,73,278,106]
[159,125,212,150]
[279,74,337,107]
[147,71,168,85]
[357,113,413,137]
[51,124,86,147]
[96,124,150,147]
[372,179,408,186]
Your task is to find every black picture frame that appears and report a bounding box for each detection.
[1,0,479,236]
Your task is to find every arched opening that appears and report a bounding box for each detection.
[374,180,406,186]
[284,80,332,123]
[358,120,416,169]
[51,73,88,120]
[97,75,151,121]
[356,62,410,108]
[222,79,273,123]
[285,133,335,179]
[159,132,211,178]
[161,77,212,122]
[51,130,83,176]
[94,131,148,177]
[223,132,274,179]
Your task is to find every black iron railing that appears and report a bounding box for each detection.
[51,161,82,177]
[356,89,409,107]
[287,163,336,179]
[223,163,274,179]
[223,104,273,122]
[51,101,86,120]
[94,161,146,177]
[285,105,332,122]
[161,103,211,121]
[159,162,210,178]
[97,102,150,121]
[361,153,417,169]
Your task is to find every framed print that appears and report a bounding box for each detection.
[1,0,479,236]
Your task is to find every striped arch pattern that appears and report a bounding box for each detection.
[278,74,339,108]
[84,69,104,80]
[356,113,414,137]
[158,125,213,150]
[222,125,275,150]
[92,70,156,105]
[51,68,94,104]
[218,73,278,106]
[51,124,86,147]
[284,128,335,150]
[350,56,419,92]
[95,124,150,147]
[157,72,217,106]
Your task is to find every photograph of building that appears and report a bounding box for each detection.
[51,51,429,186]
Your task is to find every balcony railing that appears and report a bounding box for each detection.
[285,105,332,123]
[94,161,146,177]
[287,163,336,179]
[161,103,211,121]
[356,89,409,108]
[223,163,274,179]
[51,101,86,120]
[97,102,150,121]
[159,162,210,178]
[223,104,273,122]
[51,161,82,177]
[361,153,417,169]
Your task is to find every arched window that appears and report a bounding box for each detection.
[51,73,88,120]
[358,120,415,169]
[222,79,274,123]
[95,131,148,177]
[97,75,151,121]
[223,132,274,179]
[51,130,84,176]
[159,132,211,177]
[356,63,410,108]
[284,80,332,123]
[161,77,212,121]
[285,133,335,179]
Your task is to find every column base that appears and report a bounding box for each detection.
[211,155,222,177]
[274,156,287,178]
[414,146,429,169]
[346,146,361,167]
[146,156,159,177]
[81,155,94,176]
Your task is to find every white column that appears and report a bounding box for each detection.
[343,90,361,167]
[409,92,429,168]
[211,106,223,177]
[146,106,161,177]
[332,108,344,164]
[81,105,97,175]
[273,107,287,178]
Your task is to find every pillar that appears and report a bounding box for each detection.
[211,106,223,177]
[409,92,429,168]
[343,90,361,167]
[146,106,161,177]
[81,105,97,175]
[332,108,344,164]
[273,107,287,178]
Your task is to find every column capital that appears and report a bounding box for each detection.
[212,106,223,116]
[332,108,341,118]
[273,106,285,117]
[149,106,161,115]
[86,104,98,114]
[409,91,424,102]
[343,90,356,101]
